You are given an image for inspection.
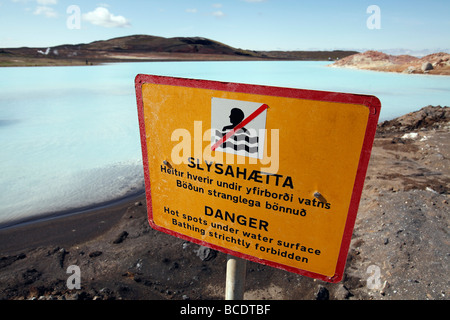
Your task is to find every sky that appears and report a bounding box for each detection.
[1,0,449,54]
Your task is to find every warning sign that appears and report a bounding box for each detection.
[135,74,381,283]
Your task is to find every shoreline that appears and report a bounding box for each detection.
[0,56,330,68]
[0,191,146,255]
[328,63,450,77]
[0,57,274,68]
[3,58,449,78]
[329,51,450,76]
[0,190,145,231]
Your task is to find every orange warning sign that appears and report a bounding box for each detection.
[135,74,380,282]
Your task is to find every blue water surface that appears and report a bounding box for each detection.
[0,61,449,224]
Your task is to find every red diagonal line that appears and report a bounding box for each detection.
[211,103,268,151]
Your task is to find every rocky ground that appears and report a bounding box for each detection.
[0,106,448,300]
[330,51,450,75]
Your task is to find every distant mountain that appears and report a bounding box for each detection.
[81,34,254,55]
[0,34,358,66]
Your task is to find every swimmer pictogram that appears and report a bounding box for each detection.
[211,98,268,159]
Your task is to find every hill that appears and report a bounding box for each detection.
[0,34,357,66]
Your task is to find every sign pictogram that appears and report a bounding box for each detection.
[211,97,268,159]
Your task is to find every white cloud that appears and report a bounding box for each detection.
[82,7,131,28]
[36,0,57,4]
[33,5,57,17]
[212,3,222,8]
[212,10,225,17]
[243,0,266,2]
[13,0,59,18]
[185,8,197,13]
[11,0,57,3]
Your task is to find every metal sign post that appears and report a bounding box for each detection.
[225,255,247,300]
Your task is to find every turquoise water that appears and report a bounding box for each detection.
[0,61,449,224]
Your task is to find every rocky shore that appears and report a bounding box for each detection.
[330,51,450,75]
[0,106,448,300]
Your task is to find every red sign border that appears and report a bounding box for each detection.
[135,74,381,283]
